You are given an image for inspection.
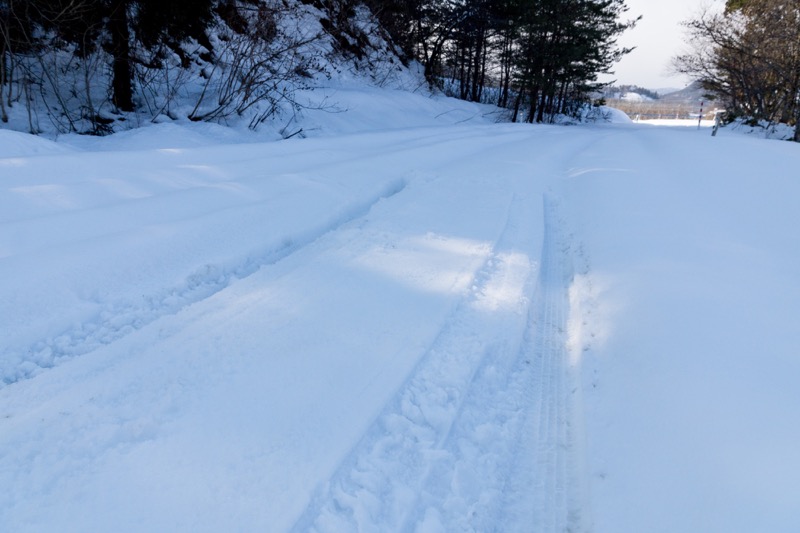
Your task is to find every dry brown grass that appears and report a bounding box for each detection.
[605,99,722,121]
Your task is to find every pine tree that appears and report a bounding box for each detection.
[30,0,214,111]
[114,0,214,110]
[512,0,636,122]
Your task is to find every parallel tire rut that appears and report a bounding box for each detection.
[525,193,586,532]
[1,180,407,389]
[292,192,588,533]
[290,194,534,532]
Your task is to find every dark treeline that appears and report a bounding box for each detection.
[1,0,636,133]
[366,0,637,122]
[0,0,382,133]
[602,84,660,100]
[675,0,800,141]
[1,0,214,121]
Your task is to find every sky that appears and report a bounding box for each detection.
[602,0,723,90]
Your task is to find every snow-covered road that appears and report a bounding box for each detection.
[2,118,799,532]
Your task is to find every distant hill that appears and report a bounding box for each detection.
[600,84,661,100]
[661,81,720,104]
[654,87,681,96]
[601,81,721,121]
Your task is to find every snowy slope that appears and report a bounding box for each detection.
[1,95,799,532]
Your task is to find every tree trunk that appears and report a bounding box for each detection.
[470,30,483,102]
[794,97,800,142]
[476,33,488,103]
[498,25,515,108]
[460,38,469,99]
[0,48,7,122]
[536,85,547,123]
[528,85,540,123]
[511,85,523,122]
[108,1,134,111]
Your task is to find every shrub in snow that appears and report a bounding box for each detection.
[0,0,414,136]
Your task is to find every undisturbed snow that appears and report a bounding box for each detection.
[1,89,799,532]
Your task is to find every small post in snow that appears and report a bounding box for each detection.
[711,110,724,137]
[697,100,704,129]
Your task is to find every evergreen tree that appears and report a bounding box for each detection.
[512,0,636,122]
[0,0,98,122]
[373,0,635,120]
[32,0,214,111]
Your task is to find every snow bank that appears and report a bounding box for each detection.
[0,129,75,158]
[46,83,505,152]
[561,126,800,533]
[598,106,632,124]
[289,84,506,138]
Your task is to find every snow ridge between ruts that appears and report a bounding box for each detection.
[291,191,590,533]
[1,178,407,389]
[289,191,532,532]
[486,192,589,532]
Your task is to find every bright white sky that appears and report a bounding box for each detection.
[602,0,723,90]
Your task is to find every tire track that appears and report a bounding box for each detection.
[401,193,588,533]
[515,192,587,532]
[1,179,407,389]
[2,125,535,389]
[289,194,538,533]
[289,184,590,533]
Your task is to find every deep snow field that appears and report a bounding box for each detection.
[1,87,799,532]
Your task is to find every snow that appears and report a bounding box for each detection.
[2,88,800,532]
[620,92,652,102]
[638,118,715,127]
[593,106,633,124]
[0,129,76,158]
[561,127,800,532]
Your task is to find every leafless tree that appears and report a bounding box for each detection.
[675,0,800,140]
[188,2,331,130]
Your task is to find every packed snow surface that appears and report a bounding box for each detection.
[1,92,799,532]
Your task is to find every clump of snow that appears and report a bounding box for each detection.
[58,121,269,152]
[620,92,652,102]
[576,105,633,125]
[721,118,795,140]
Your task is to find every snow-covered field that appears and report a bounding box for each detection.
[638,118,715,127]
[2,91,799,532]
